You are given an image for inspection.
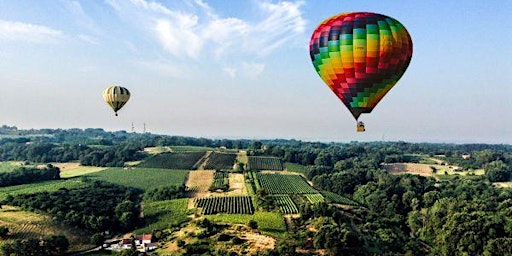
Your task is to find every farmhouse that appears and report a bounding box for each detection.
[462,154,471,160]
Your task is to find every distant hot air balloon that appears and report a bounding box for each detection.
[103,86,130,116]
[309,12,413,132]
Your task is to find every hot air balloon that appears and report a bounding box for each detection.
[309,12,413,132]
[103,86,130,116]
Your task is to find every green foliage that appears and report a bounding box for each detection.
[86,167,188,191]
[135,198,189,234]
[209,170,229,192]
[138,151,206,169]
[4,180,141,233]
[206,211,286,233]
[247,156,284,170]
[1,235,69,256]
[144,185,187,201]
[305,193,325,204]
[0,226,8,238]
[0,165,60,187]
[195,196,254,214]
[0,179,85,201]
[284,162,308,176]
[270,195,298,214]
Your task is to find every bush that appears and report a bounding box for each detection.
[248,220,258,229]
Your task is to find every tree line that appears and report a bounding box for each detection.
[0,164,60,187]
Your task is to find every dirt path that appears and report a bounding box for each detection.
[195,151,213,170]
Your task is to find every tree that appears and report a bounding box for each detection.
[0,226,8,238]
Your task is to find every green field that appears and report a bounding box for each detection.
[135,198,190,233]
[285,162,308,176]
[0,179,85,201]
[85,168,189,191]
[305,193,325,204]
[0,161,35,173]
[144,146,173,154]
[247,156,284,171]
[59,165,107,178]
[206,211,286,234]
[321,191,359,206]
[138,151,206,169]
[271,195,298,214]
[257,173,317,194]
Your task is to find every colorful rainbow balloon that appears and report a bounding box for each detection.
[309,12,413,121]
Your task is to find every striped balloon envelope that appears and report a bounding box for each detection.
[103,86,130,116]
[309,12,413,122]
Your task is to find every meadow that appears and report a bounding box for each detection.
[0,179,85,201]
[85,168,189,191]
[284,162,308,176]
[206,211,286,235]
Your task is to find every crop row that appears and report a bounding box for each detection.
[209,171,229,191]
[257,173,317,194]
[247,157,284,171]
[194,196,254,215]
[204,152,237,170]
[271,195,298,214]
[138,152,206,169]
[305,193,325,204]
[321,191,359,206]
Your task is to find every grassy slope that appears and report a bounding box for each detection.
[206,211,286,235]
[135,198,190,234]
[0,206,93,252]
[0,179,85,201]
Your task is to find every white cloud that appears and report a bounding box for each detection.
[64,1,102,35]
[78,34,100,45]
[0,20,63,43]
[223,67,237,78]
[129,0,172,15]
[155,17,203,59]
[241,62,265,79]
[107,0,306,77]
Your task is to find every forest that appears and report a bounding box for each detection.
[0,126,510,255]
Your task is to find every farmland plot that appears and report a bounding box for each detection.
[305,193,325,204]
[270,195,298,214]
[195,196,254,214]
[138,151,206,169]
[86,168,188,191]
[203,152,237,170]
[247,156,284,171]
[186,170,214,198]
[257,173,317,194]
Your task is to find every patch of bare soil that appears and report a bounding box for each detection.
[185,170,214,209]
[225,173,247,196]
[383,163,434,177]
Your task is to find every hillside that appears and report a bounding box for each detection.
[0,127,510,255]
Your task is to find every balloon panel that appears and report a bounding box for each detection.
[310,12,412,120]
[103,86,130,113]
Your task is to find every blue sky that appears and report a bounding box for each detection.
[0,0,510,144]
